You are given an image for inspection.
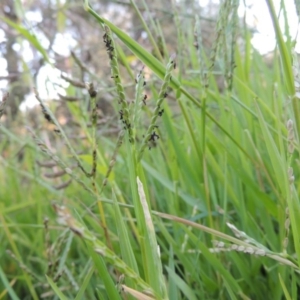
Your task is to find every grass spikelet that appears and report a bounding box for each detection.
[138,54,175,161]
[132,66,146,136]
[104,25,134,143]
[194,17,205,87]
[292,49,300,99]
[84,82,98,179]
[284,119,295,252]
[205,0,230,87]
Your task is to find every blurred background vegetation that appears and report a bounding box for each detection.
[0,0,223,116]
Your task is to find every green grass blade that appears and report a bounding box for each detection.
[1,17,50,64]
[45,275,69,300]
[136,177,168,299]
[196,242,242,297]
[265,0,294,96]
[279,273,292,300]
[88,245,122,300]
[74,266,95,300]
[167,247,179,300]
[112,190,139,283]
[165,266,197,300]
[0,266,20,300]
[265,0,299,134]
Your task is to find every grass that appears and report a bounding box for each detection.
[1,0,300,299]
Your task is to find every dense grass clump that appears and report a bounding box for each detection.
[1,0,300,299]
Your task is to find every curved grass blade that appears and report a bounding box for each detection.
[265,0,300,135]
[45,275,69,300]
[87,246,122,300]
[1,17,50,64]
[0,266,20,300]
[84,2,169,81]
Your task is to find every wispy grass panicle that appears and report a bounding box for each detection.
[284,119,295,252]
[287,119,295,157]
[70,50,96,80]
[292,49,300,100]
[283,206,290,252]
[226,222,268,250]
[27,127,95,196]
[194,17,205,88]
[204,0,231,87]
[103,25,133,143]
[132,66,146,137]
[34,89,93,178]
[210,240,267,256]
[84,82,98,179]
[38,159,74,190]
[181,205,198,253]
[44,217,51,259]
[227,0,239,91]
[286,119,295,196]
[137,54,176,161]
[6,249,42,282]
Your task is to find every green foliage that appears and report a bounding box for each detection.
[1,0,300,299]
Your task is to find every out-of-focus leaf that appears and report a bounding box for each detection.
[1,17,50,64]
[45,276,69,300]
